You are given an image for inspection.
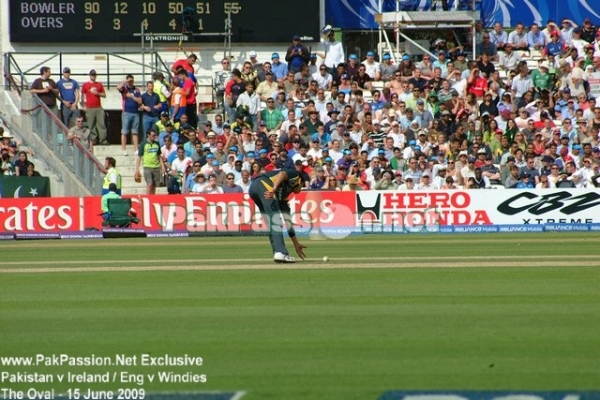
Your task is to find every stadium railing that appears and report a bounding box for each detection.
[2,51,173,196]
[3,51,171,93]
[2,63,107,195]
[20,91,107,195]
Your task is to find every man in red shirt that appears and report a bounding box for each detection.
[177,69,198,132]
[467,68,488,99]
[81,69,108,145]
[171,54,197,74]
[171,54,198,87]
[264,152,280,172]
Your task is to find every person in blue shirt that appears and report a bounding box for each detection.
[554,88,571,116]
[57,67,80,127]
[312,125,331,146]
[544,32,564,56]
[324,109,341,134]
[248,165,307,263]
[309,167,327,189]
[370,90,386,112]
[116,74,142,155]
[476,34,498,58]
[285,35,310,74]
[270,53,288,82]
[141,81,162,139]
[286,138,301,159]
[277,149,294,170]
[527,23,546,52]
[184,161,201,193]
[432,51,449,76]
[158,122,180,147]
[516,172,534,188]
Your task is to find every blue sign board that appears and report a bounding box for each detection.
[326,0,600,29]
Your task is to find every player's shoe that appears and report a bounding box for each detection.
[274,252,296,263]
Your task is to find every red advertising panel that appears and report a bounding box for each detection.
[83,191,357,234]
[0,197,81,232]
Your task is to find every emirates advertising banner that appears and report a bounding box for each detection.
[0,190,599,238]
[0,197,81,233]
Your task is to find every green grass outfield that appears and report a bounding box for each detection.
[1,233,600,400]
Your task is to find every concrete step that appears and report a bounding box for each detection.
[116,166,138,176]
[104,155,139,168]
[95,155,139,164]
[122,176,169,189]
[122,187,146,195]
[122,177,145,187]
[94,145,139,157]
[117,164,171,177]
[121,186,168,195]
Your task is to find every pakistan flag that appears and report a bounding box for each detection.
[0,176,51,198]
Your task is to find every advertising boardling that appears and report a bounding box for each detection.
[82,191,357,234]
[0,190,599,235]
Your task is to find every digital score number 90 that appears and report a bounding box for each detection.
[82,2,241,32]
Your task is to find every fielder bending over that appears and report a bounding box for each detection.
[249,165,307,263]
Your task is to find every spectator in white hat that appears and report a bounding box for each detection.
[248,51,261,72]
[416,172,435,190]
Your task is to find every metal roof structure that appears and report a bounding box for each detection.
[374,8,477,63]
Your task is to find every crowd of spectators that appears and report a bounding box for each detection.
[0,127,40,177]
[27,18,600,193]
[147,20,600,194]
[28,65,107,153]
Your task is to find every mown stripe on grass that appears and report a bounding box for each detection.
[0,260,598,273]
[0,254,597,268]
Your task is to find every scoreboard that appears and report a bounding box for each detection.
[10,0,320,43]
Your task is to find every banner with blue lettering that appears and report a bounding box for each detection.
[326,0,600,29]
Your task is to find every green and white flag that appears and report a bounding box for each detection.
[0,176,51,198]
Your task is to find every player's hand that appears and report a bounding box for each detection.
[294,242,307,260]
[264,189,275,199]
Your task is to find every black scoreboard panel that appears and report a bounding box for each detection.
[10,0,320,43]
